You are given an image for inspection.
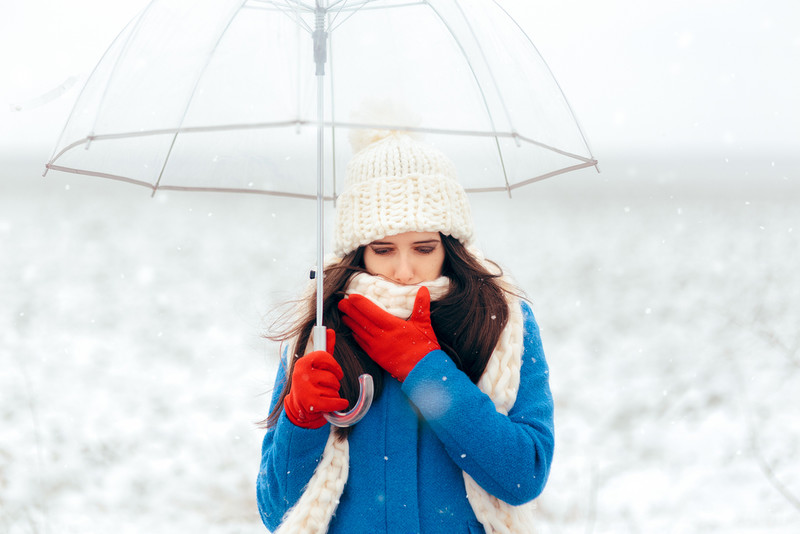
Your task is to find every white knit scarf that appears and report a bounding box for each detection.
[276,272,537,534]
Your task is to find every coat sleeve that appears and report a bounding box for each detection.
[401,300,555,505]
[256,353,332,531]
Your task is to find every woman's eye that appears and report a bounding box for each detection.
[415,247,436,254]
[372,248,392,255]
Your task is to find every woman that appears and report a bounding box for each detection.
[257,131,554,534]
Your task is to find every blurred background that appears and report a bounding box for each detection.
[2,1,798,532]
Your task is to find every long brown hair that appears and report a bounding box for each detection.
[264,234,513,436]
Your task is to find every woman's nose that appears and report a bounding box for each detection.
[393,256,415,284]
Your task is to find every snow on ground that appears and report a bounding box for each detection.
[1,153,798,533]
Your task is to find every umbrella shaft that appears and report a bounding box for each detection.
[314,73,325,350]
[314,13,326,350]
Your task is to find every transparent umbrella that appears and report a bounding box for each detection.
[44,0,597,426]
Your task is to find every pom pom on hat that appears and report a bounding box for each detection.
[333,101,474,257]
[347,98,424,154]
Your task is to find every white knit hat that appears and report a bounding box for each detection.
[333,131,474,256]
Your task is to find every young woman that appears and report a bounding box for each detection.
[257,132,554,534]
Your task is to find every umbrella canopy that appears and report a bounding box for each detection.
[44,0,597,426]
[45,0,596,199]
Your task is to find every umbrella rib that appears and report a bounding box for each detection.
[44,164,159,191]
[45,5,150,174]
[491,0,597,162]
[56,120,595,165]
[152,3,249,194]
[327,8,360,33]
[281,0,314,33]
[339,122,596,164]
[494,136,512,198]
[464,161,598,193]
[158,185,335,200]
[46,137,98,169]
[424,1,512,193]
[293,0,317,11]
[326,0,359,31]
[64,121,306,141]
[512,131,596,163]
[328,0,432,34]
[86,2,155,146]
[326,0,354,9]
[45,161,596,198]
[246,0,312,11]
[333,0,425,13]
[44,164,337,200]
[259,0,315,12]
[328,0,421,33]
[452,1,516,136]
[509,161,599,189]
[451,0,517,196]
[246,0,314,32]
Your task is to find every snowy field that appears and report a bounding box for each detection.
[1,153,799,533]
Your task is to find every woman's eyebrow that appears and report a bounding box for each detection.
[368,239,440,246]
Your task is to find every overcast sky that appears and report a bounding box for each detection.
[1,0,798,159]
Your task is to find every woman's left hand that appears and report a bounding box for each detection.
[338,286,440,382]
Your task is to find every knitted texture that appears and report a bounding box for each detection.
[276,271,537,533]
[333,133,474,256]
[274,431,349,534]
[463,300,540,534]
[344,272,450,318]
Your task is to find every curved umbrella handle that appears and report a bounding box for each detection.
[324,373,374,428]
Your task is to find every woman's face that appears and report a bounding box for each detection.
[363,231,445,285]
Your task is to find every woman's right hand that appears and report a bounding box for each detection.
[284,329,350,429]
[338,286,440,382]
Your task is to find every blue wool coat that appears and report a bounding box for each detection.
[257,302,554,534]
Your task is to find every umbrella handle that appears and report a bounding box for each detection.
[324,373,374,428]
[312,327,373,427]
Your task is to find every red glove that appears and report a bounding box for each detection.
[283,329,350,429]
[338,286,440,382]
